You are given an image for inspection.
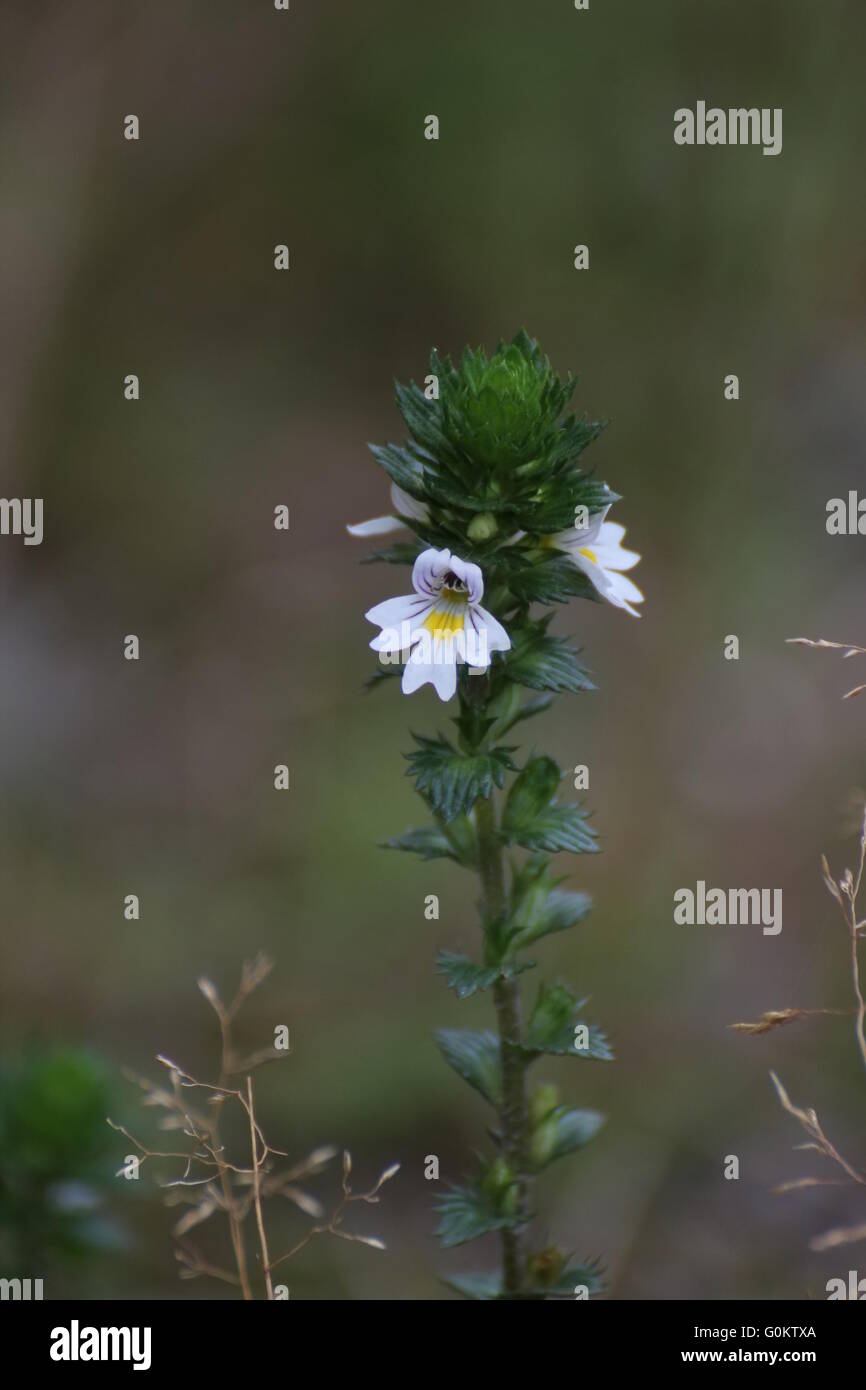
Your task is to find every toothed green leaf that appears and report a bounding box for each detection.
[521,984,613,1061]
[441,1270,503,1300]
[434,1029,501,1105]
[406,734,516,822]
[436,951,534,1000]
[503,620,594,694]
[435,1181,521,1248]
[384,813,476,866]
[501,757,597,855]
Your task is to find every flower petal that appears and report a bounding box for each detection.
[347,513,407,537]
[446,554,484,604]
[365,595,431,650]
[400,643,458,701]
[602,568,644,615]
[412,548,452,598]
[391,484,429,522]
[548,506,607,555]
[468,604,511,661]
[592,521,641,572]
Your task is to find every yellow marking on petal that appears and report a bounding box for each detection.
[423,587,468,638]
[423,608,465,637]
[579,546,599,564]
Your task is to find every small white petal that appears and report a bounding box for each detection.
[430,649,458,701]
[602,568,644,615]
[390,484,429,522]
[471,605,511,656]
[447,553,484,604]
[550,507,607,555]
[365,595,430,651]
[593,521,641,572]
[346,514,407,537]
[412,548,452,598]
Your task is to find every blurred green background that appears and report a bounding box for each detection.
[1,0,865,1299]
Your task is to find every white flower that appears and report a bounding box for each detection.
[347,483,429,537]
[365,548,511,701]
[549,507,643,617]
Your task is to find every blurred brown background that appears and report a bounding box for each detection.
[1,0,865,1298]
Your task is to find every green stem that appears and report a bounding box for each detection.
[475,792,530,1298]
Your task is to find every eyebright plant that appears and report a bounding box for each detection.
[350,331,643,1300]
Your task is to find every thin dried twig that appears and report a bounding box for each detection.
[810,1221,866,1252]
[787,636,866,700]
[729,1007,850,1036]
[266,1152,399,1273]
[769,1072,865,1189]
[109,956,397,1298]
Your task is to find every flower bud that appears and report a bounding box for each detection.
[529,1116,558,1170]
[482,1156,514,1196]
[527,1245,567,1288]
[528,1083,559,1128]
[466,511,498,542]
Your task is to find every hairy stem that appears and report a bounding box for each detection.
[475,791,530,1297]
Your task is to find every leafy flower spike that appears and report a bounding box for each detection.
[365,547,510,702]
[353,332,642,1299]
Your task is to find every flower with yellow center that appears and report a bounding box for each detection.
[549,506,643,617]
[364,548,511,701]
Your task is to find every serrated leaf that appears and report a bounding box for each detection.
[444,1257,605,1300]
[406,734,516,822]
[511,805,597,855]
[504,620,594,693]
[435,1182,521,1248]
[502,755,561,824]
[368,441,426,497]
[434,1029,502,1105]
[538,1258,605,1299]
[384,814,476,866]
[436,951,534,1000]
[507,858,593,948]
[501,757,597,855]
[545,1108,605,1164]
[441,1270,503,1300]
[506,554,599,607]
[361,541,424,566]
[384,826,455,861]
[521,984,613,1061]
